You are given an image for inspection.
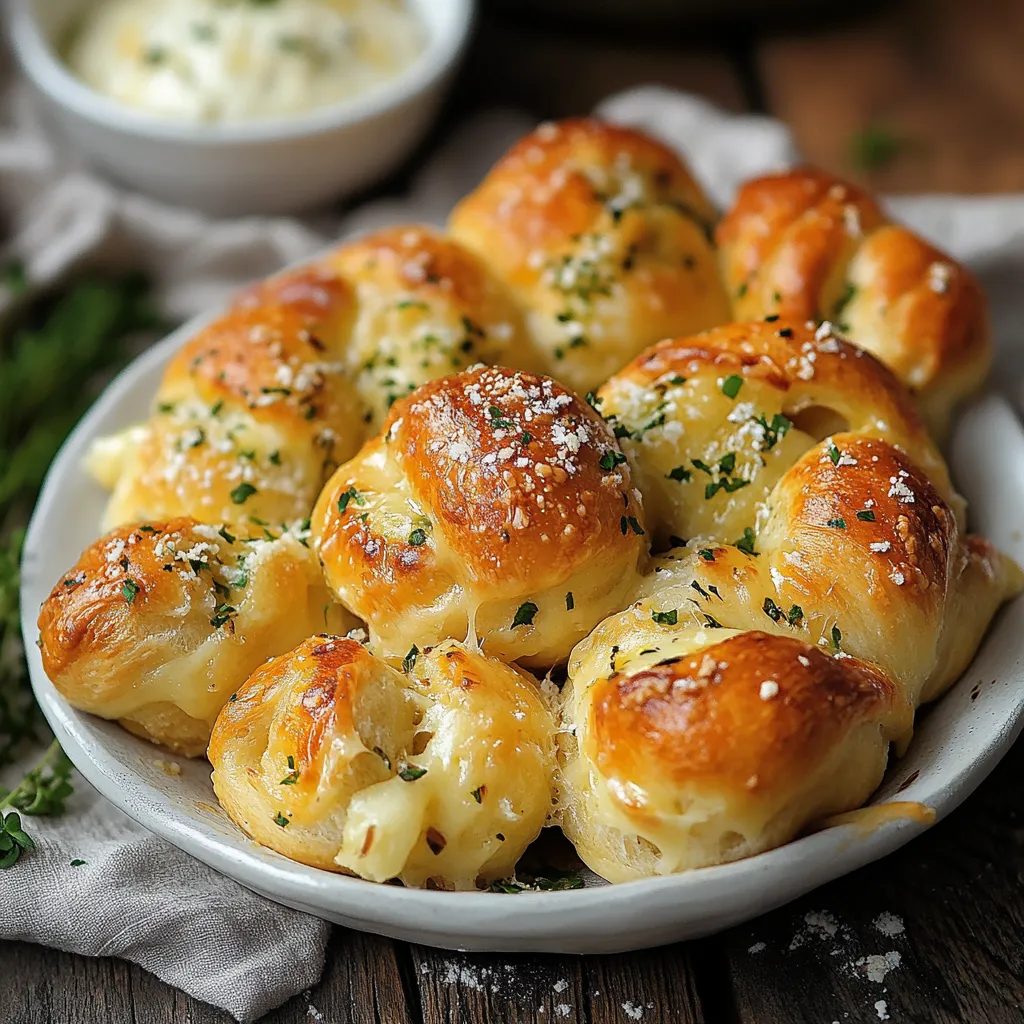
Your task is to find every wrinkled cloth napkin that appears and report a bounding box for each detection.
[5,41,1024,1023]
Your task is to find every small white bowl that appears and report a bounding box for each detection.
[6,0,474,216]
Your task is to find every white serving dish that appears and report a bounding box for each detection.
[19,310,1024,953]
[5,0,473,216]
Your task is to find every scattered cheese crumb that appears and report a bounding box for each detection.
[872,912,905,937]
[759,680,780,700]
[875,999,890,1020]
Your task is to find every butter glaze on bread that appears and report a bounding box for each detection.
[312,365,647,666]
[38,518,356,756]
[560,627,910,881]
[621,433,1022,709]
[323,225,538,429]
[450,118,731,395]
[597,319,959,550]
[87,266,364,534]
[717,168,990,436]
[209,637,556,889]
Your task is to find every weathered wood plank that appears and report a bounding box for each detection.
[758,0,1024,193]
[708,736,1024,1024]
[409,945,592,1024]
[268,930,415,1024]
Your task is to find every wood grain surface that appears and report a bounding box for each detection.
[7,4,1024,1022]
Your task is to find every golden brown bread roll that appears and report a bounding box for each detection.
[311,365,648,667]
[37,518,356,756]
[449,118,731,395]
[86,265,364,534]
[559,626,911,881]
[626,435,1022,708]
[596,319,960,550]
[209,636,556,889]
[323,225,538,429]
[717,168,990,436]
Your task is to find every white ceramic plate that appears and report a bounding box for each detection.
[20,315,1024,953]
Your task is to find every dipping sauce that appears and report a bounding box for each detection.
[66,0,425,125]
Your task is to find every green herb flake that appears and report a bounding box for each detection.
[599,450,627,471]
[827,518,847,529]
[721,374,744,399]
[218,525,236,544]
[512,602,538,628]
[856,509,876,522]
[273,812,290,828]
[730,527,756,556]
[763,597,783,623]
[471,786,485,804]
[831,625,843,650]
[827,442,841,466]
[565,592,574,611]
[337,486,365,513]
[230,482,257,505]
[402,645,418,674]
[698,548,716,562]
[122,579,140,604]
[280,756,300,786]
[408,528,428,546]
[398,765,427,782]
[788,605,804,626]
[652,609,678,626]
[666,465,691,482]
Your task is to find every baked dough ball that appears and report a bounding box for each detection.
[629,435,1022,708]
[449,118,731,395]
[209,637,556,890]
[37,518,356,756]
[717,169,990,436]
[596,319,958,550]
[560,625,910,881]
[86,265,364,534]
[312,365,648,667]
[323,226,538,428]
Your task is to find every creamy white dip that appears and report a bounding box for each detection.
[66,0,425,124]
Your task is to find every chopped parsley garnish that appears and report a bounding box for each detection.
[565,592,574,611]
[827,442,841,466]
[856,509,876,522]
[337,486,365,513]
[398,765,427,782]
[691,453,749,499]
[121,579,139,604]
[402,645,418,674]
[831,625,843,650]
[788,605,804,625]
[698,548,716,562]
[737,282,748,298]
[753,412,793,451]
[763,597,783,622]
[273,812,290,828]
[520,431,532,445]
[721,374,744,399]
[620,516,644,536]
[704,614,723,628]
[599,450,627,471]
[512,602,538,627]
[218,526,236,544]
[396,299,429,310]
[690,580,710,600]
[268,450,281,465]
[408,528,428,546]
[652,609,678,626]
[280,756,300,786]
[210,604,237,629]
[734,527,758,556]
[585,391,603,409]
[471,786,485,804]
[666,465,691,482]
[488,405,514,430]
[827,518,847,529]
[230,482,257,505]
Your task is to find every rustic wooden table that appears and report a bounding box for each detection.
[7,2,1024,1021]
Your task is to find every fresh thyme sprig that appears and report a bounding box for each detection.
[0,264,164,867]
